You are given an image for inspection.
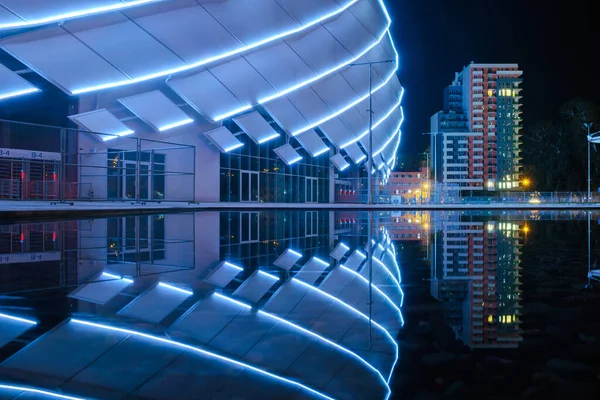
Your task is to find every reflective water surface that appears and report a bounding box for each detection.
[1,210,599,399]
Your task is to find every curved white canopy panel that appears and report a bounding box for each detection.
[204,126,243,153]
[295,257,331,285]
[294,130,330,157]
[204,261,244,288]
[233,112,280,145]
[69,109,133,142]
[118,90,193,132]
[330,242,351,261]
[0,63,39,101]
[330,153,350,172]
[320,117,356,149]
[274,248,303,270]
[263,96,309,135]
[233,270,279,304]
[273,144,302,166]
[344,143,367,164]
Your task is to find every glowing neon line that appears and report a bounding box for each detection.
[386,248,402,284]
[213,292,251,309]
[340,265,404,326]
[257,27,390,105]
[208,292,390,395]
[340,243,350,251]
[291,278,398,382]
[0,384,84,400]
[258,270,280,281]
[158,118,194,132]
[158,282,193,296]
[257,132,281,144]
[71,0,361,94]
[258,310,391,396]
[0,313,37,325]
[71,319,334,400]
[340,163,350,171]
[102,272,133,284]
[355,154,367,164]
[313,147,330,157]
[0,1,160,30]
[102,130,134,142]
[292,61,398,137]
[288,249,302,258]
[224,262,244,272]
[0,87,40,101]
[373,110,404,157]
[224,143,244,152]
[313,257,330,267]
[288,156,302,165]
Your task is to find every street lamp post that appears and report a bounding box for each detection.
[349,60,395,205]
[585,123,600,203]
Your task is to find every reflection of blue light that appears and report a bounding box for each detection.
[102,272,133,284]
[102,130,134,142]
[224,262,244,272]
[288,249,302,258]
[291,61,399,137]
[158,118,194,132]
[313,147,330,157]
[0,87,40,101]
[313,257,330,267]
[0,313,37,325]
[71,319,334,400]
[257,132,281,144]
[257,310,391,397]
[356,250,367,259]
[258,270,280,281]
[158,282,193,296]
[0,384,84,400]
[291,278,398,382]
[288,156,302,165]
[213,292,251,309]
[339,163,350,171]
[373,110,404,157]
[0,0,159,30]
[71,0,360,94]
[224,143,244,152]
[355,154,367,164]
[340,243,350,251]
[340,265,404,326]
[386,248,402,284]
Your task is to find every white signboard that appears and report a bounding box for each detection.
[0,252,61,264]
[0,148,61,161]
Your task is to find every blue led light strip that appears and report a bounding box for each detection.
[70,319,334,400]
[0,384,84,400]
[340,96,402,149]
[212,292,390,396]
[158,118,194,132]
[0,312,37,325]
[0,0,161,30]
[0,88,40,101]
[291,278,399,384]
[71,0,361,94]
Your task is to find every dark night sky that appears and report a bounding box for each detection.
[388,0,599,154]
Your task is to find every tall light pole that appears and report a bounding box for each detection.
[349,60,395,205]
[423,132,444,203]
[585,123,600,203]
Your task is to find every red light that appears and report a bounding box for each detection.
[20,233,24,242]
[52,232,56,242]
[53,172,57,181]
[20,170,25,180]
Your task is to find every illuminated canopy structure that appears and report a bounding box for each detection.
[0,0,403,201]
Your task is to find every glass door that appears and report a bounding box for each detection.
[306,177,318,203]
[241,171,259,202]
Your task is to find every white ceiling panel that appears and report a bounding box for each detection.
[330,242,351,261]
[348,0,388,38]
[203,0,298,46]
[295,257,330,285]
[167,70,245,122]
[294,130,329,157]
[273,144,302,166]
[65,15,185,79]
[330,153,350,172]
[204,126,244,153]
[320,117,356,149]
[338,106,368,137]
[233,270,279,303]
[344,143,366,164]
[119,282,192,324]
[0,6,22,27]
[319,267,356,297]
[262,96,308,134]
[273,248,303,270]
[285,26,351,76]
[233,112,280,144]
[287,88,332,126]
[0,0,119,22]
[125,1,241,64]
[69,272,132,305]
[0,313,36,348]
[275,0,340,26]
[0,63,39,100]
[243,41,315,94]
[210,57,274,106]
[204,261,244,288]
[69,109,133,141]
[344,250,367,271]
[323,5,376,56]
[263,280,309,316]
[118,90,192,132]
[0,26,127,93]
[311,72,359,112]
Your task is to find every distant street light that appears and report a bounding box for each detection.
[521,178,531,189]
[585,123,600,203]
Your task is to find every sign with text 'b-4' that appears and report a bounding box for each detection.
[0,148,61,161]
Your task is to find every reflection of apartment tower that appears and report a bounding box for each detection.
[430,219,523,348]
[389,211,429,242]
[431,63,523,192]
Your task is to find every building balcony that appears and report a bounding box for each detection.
[473,101,484,106]
[473,93,484,98]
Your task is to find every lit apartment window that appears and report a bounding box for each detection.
[487,89,493,97]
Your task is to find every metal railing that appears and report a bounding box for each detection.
[0,119,196,203]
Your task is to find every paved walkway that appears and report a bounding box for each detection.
[1,200,600,221]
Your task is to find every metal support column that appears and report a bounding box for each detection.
[368,210,373,349]
[368,65,373,205]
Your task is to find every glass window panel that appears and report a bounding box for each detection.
[241,171,250,202]
[251,172,259,202]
